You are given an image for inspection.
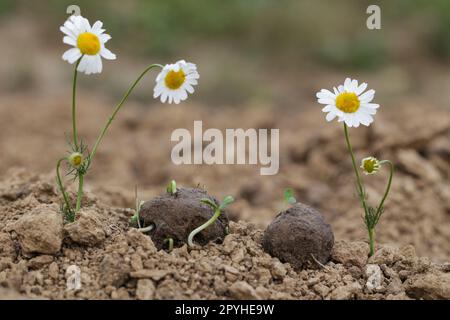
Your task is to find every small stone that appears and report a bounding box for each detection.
[126,229,157,254]
[313,283,330,297]
[130,253,143,271]
[48,262,59,280]
[332,241,370,267]
[365,264,384,291]
[27,255,53,270]
[271,261,287,280]
[64,209,106,246]
[369,246,398,266]
[130,269,169,281]
[262,203,334,270]
[223,265,240,282]
[329,282,362,300]
[136,279,155,300]
[0,233,16,258]
[405,271,450,300]
[99,253,130,287]
[229,281,260,300]
[14,204,63,255]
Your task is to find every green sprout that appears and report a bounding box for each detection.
[166,180,177,195]
[284,188,297,205]
[164,237,174,252]
[187,196,234,247]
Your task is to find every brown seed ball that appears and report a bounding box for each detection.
[262,203,334,270]
[139,187,229,250]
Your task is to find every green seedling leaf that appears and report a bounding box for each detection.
[284,188,297,205]
[200,198,218,209]
[219,196,235,210]
[166,180,177,195]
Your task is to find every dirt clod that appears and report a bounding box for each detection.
[262,203,334,270]
[13,204,63,255]
[332,241,370,267]
[139,187,229,250]
[64,209,106,246]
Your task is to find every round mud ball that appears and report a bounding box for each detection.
[139,187,229,250]
[262,203,334,270]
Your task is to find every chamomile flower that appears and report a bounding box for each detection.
[153,60,199,104]
[361,156,381,175]
[316,78,379,127]
[61,15,116,75]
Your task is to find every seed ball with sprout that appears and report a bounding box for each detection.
[138,187,229,250]
[262,202,334,270]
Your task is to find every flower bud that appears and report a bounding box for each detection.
[68,152,83,168]
[360,156,380,175]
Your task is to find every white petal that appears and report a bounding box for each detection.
[318,97,335,105]
[63,36,77,46]
[355,82,368,95]
[358,89,375,102]
[344,78,352,91]
[361,105,377,115]
[322,105,334,112]
[326,112,337,122]
[100,47,116,60]
[316,89,335,99]
[62,48,82,64]
[91,21,103,34]
[338,85,345,92]
[100,34,111,43]
[363,103,380,109]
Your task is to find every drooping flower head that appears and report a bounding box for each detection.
[68,152,83,168]
[361,156,381,175]
[316,78,379,127]
[154,60,199,104]
[61,15,116,75]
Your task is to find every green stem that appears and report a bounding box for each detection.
[56,158,73,218]
[188,208,221,247]
[75,174,84,213]
[377,160,394,214]
[368,228,375,256]
[72,58,82,150]
[343,123,368,212]
[89,63,163,164]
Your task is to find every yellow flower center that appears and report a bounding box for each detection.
[336,92,360,113]
[164,70,186,90]
[77,32,100,55]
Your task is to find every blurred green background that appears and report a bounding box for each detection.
[0,0,449,106]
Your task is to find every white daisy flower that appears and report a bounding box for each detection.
[153,60,199,104]
[61,15,116,75]
[316,78,380,127]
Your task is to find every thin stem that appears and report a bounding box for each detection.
[368,228,375,256]
[75,174,84,212]
[72,58,82,150]
[89,63,163,164]
[343,123,368,212]
[188,208,222,247]
[56,158,73,217]
[377,160,394,214]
